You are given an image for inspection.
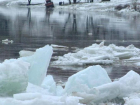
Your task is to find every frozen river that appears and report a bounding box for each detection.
[0,7,140,83]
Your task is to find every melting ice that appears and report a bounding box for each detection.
[0,43,140,105]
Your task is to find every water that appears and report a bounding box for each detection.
[0,6,140,83]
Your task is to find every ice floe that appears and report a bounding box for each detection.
[2,39,13,44]
[52,42,140,66]
[19,50,35,57]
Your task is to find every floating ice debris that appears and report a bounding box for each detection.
[51,44,69,51]
[64,65,111,94]
[74,70,140,104]
[0,60,30,96]
[51,44,68,49]
[88,33,93,36]
[2,39,13,44]
[20,45,53,86]
[19,50,35,57]
[52,42,140,66]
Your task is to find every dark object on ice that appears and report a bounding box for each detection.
[59,2,62,5]
[59,1,65,6]
[115,4,130,10]
[102,0,110,1]
[46,0,54,8]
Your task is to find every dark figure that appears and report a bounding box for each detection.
[90,0,93,2]
[73,0,76,4]
[28,0,31,5]
[59,2,62,5]
[46,0,54,8]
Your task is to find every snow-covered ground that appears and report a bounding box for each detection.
[0,0,140,13]
[0,0,139,13]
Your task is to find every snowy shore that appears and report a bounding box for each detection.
[0,0,140,14]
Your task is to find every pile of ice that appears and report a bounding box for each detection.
[72,70,140,104]
[52,42,140,66]
[0,44,85,105]
[1,42,140,105]
[0,45,53,97]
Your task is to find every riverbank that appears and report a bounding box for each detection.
[55,1,140,14]
[0,0,140,14]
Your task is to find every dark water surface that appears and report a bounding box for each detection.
[0,7,140,82]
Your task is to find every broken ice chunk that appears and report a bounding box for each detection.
[41,75,56,95]
[0,60,29,96]
[64,65,111,94]
[19,50,34,57]
[77,70,140,104]
[20,45,53,86]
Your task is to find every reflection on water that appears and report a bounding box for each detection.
[0,7,140,82]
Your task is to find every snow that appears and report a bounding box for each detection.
[0,95,84,105]
[13,93,42,101]
[64,65,111,94]
[0,60,30,96]
[0,0,139,14]
[52,42,140,66]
